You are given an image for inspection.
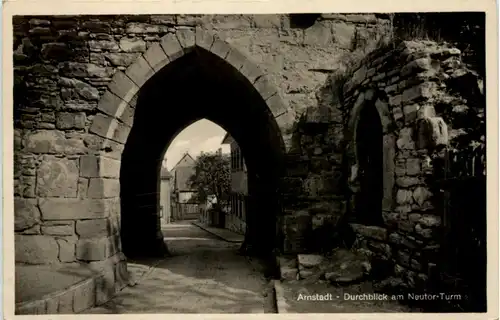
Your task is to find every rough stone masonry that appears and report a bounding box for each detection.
[12,14,484,314]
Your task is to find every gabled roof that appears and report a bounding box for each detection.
[221,132,234,145]
[171,152,195,170]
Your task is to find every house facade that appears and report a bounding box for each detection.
[159,165,172,223]
[169,153,200,220]
[221,133,247,235]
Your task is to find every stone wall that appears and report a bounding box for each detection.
[13,13,391,269]
[335,40,485,292]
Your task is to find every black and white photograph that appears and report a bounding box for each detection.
[3,3,498,317]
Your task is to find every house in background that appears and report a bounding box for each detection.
[170,152,197,203]
[159,164,173,223]
[221,133,248,235]
[169,152,200,220]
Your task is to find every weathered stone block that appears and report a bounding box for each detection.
[24,130,85,155]
[125,55,154,87]
[111,122,131,144]
[126,22,169,34]
[402,82,437,103]
[412,186,431,207]
[42,224,74,236]
[15,299,47,315]
[344,65,367,94]
[57,236,77,262]
[104,52,140,67]
[415,116,449,149]
[176,28,195,50]
[160,33,184,61]
[72,278,96,313]
[150,14,176,24]
[89,113,114,139]
[403,104,419,124]
[87,178,120,199]
[80,155,121,178]
[298,254,324,268]
[396,127,415,150]
[60,62,114,78]
[114,260,130,290]
[350,224,387,241]
[304,21,332,46]
[56,288,74,313]
[15,198,40,231]
[59,77,99,100]
[95,267,116,304]
[367,241,392,259]
[396,176,421,188]
[254,75,277,101]
[107,71,140,103]
[143,42,169,72]
[97,90,127,118]
[15,235,59,264]
[418,214,441,228]
[405,158,421,176]
[76,219,113,238]
[56,112,86,130]
[225,48,247,71]
[400,58,433,77]
[280,267,298,281]
[89,40,119,52]
[332,22,355,49]
[76,235,120,261]
[210,38,230,60]
[36,158,79,197]
[119,37,146,53]
[195,26,214,50]
[39,198,118,220]
[396,189,413,205]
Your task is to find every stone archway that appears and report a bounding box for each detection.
[346,90,396,225]
[87,28,295,259]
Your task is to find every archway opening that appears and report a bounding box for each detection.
[119,47,286,260]
[355,102,384,226]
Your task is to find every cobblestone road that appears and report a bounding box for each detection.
[85,221,275,314]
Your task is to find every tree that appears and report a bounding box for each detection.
[187,151,231,211]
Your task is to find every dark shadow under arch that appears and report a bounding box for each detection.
[119,47,287,259]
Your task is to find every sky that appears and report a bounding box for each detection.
[163,119,230,170]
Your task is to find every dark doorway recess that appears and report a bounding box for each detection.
[355,103,384,226]
[119,47,287,260]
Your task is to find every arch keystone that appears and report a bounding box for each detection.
[143,42,169,72]
[160,33,184,62]
[195,27,215,50]
[175,28,195,52]
[125,55,154,88]
[108,71,139,104]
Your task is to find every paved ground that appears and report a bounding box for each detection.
[84,220,276,314]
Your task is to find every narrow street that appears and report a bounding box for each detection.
[85,221,276,314]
